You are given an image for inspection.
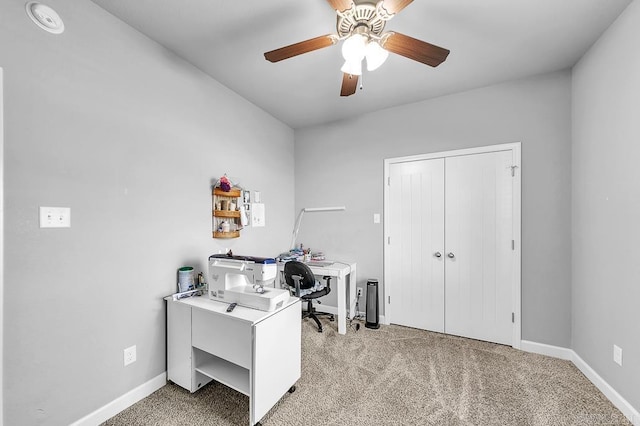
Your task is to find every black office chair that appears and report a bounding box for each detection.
[284,261,334,332]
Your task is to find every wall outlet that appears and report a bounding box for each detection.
[357,287,363,298]
[124,345,136,366]
[39,206,71,228]
[613,344,622,366]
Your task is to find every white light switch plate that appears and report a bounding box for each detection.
[373,213,381,224]
[613,344,623,366]
[39,207,71,228]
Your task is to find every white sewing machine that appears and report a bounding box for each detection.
[207,254,290,312]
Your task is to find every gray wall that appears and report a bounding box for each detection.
[294,71,573,347]
[572,0,640,412]
[1,1,294,425]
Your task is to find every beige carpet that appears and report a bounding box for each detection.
[103,319,630,426]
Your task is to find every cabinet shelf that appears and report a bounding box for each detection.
[195,351,250,396]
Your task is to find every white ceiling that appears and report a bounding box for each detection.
[91,0,631,129]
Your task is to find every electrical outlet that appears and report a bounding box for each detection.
[357,287,363,298]
[613,344,622,366]
[39,206,71,228]
[124,345,136,366]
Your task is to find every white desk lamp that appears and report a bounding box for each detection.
[290,206,346,250]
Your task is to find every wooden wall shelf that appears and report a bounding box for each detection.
[213,188,241,198]
[213,231,240,239]
[212,186,243,239]
[213,210,241,218]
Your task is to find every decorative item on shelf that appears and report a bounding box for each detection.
[218,174,232,192]
[212,174,243,239]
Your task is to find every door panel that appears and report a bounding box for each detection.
[444,151,513,345]
[389,159,445,332]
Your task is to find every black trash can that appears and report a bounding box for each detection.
[365,279,380,329]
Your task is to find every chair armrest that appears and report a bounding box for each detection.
[291,274,303,297]
[322,276,332,289]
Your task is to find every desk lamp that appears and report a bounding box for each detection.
[290,206,346,250]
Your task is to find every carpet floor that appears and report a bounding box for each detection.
[103,319,630,425]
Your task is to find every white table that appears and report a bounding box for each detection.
[166,295,301,426]
[277,261,357,335]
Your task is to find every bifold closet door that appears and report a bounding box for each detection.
[444,151,514,345]
[388,159,445,332]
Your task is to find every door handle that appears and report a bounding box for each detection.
[447,252,455,259]
[434,252,442,258]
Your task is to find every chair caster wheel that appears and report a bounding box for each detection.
[317,327,323,333]
[329,316,335,322]
[288,385,296,393]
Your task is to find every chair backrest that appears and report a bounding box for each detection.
[284,261,316,290]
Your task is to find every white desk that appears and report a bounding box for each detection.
[166,295,301,426]
[277,261,357,335]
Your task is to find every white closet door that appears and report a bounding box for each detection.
[389,159,445,332]
[444,151,514,345]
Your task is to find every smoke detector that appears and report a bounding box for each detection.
[26,2,64,34]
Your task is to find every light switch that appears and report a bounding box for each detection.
[373,213,381,224]
[39,207,71,228]
[613,344,623,366]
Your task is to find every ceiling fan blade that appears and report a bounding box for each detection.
[340,73,359,97]
[264,35,337,63]
[383,32,450,67]
[326,0,354,13]
[379,0,413,16]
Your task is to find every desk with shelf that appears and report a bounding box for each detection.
[166,295,301,426]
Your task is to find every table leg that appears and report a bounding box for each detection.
[348,264,357,319]
[337,275,346,335]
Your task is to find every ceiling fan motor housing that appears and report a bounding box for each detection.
[337,2,386,40]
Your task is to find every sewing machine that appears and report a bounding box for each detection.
[207,254,290,311]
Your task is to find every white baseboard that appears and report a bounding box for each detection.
[520,339,574,360]
[521,341,639,425]
[70,373,166,426]
[571,352,640,426]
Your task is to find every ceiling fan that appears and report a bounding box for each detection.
[264,0,450,97]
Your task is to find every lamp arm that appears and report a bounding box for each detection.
[290,206,346,250]
[290,209,306,250]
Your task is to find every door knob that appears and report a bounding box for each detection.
[434,252,442,258]
[447,252,455,258]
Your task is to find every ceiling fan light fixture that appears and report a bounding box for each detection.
[340,58,363,76]
[365,40,389,71]
[264,0,450,97]
[341,33,367,62]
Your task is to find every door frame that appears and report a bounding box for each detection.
[1,66,5,425]
[383,142,522,348]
